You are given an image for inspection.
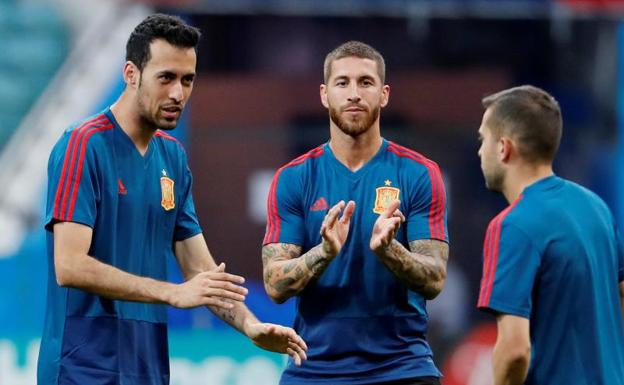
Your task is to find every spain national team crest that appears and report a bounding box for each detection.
[160,170,175,211]
[373,180,400,214]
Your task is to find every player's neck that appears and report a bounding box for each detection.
[110,95,155,156]
[328,125,382,172]
[502,163,554,203]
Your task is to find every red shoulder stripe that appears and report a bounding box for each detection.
[478,216,501,307]
[65,123,114,220]
[264,146,324,245]
[477,196,523,307]
[58,119,111,220]
[53,115,108,220]
[387,142,447,240]
[387,142,446,239]
[265,146,324,245]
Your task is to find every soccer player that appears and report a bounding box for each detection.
[38,14,307,385]
[262,41,449,385]
[476,85,624,384]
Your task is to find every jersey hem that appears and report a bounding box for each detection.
[174,228,203,242]
[262,238,303,247]
[44,216,95,232]
[408,235,449,244]
[477,299,530,319]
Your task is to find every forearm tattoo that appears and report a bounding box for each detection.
[212,301,237,325]
[305,245,332,278]
[207,298,257,337]
[262,243,332,301]
[377,239,449,299]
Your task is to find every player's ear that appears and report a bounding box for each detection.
[123,61,140,89]
[380,84,390,108]
[499,137,513,163]
[320,84,329,108]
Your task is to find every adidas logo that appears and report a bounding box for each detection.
[310,197,329,211]
[118,178,128,195]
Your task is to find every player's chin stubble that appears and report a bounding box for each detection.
[329,105,380,137]
[138,111,177,132]
[136,90,178,131]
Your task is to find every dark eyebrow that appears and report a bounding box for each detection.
[156,70,175,77]
[156,70,196,78]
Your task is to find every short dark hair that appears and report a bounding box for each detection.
[126,13,201,71]
[323,41,386,84]
[482,85,562,163]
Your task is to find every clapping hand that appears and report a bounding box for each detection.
[320,200,356,258]
[370,199,405,252]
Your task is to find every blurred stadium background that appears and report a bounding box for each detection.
[1,0,623,384]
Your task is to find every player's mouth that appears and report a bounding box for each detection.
[343,105,366,113]
[161,106,182,119]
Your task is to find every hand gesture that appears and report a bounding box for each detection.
[170,263,248,309]
[320,200,355,258]
[246,322,308,366]
[370,199,405,253]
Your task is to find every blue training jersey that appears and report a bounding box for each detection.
[478,175,624,385]
[38,108,202,385]
[264,139,449,385]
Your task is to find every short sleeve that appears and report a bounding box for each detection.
[406,164,448,242]
[45,134,98,232]
[477,220,541,319]
[174,157,202,241]
[263,166,304,246]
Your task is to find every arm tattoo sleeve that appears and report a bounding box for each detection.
[262,243,333,303]
[376,239,449,299]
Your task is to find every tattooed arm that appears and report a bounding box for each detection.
[370,199,449,300]
[262,200,356,304]
[375,239,449,300]
[262,244,332,303]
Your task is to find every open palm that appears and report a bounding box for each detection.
[320,200,356,258]
[370,199,404,252]
[246,322,308,366]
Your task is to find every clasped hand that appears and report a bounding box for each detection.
[171,263,248,309]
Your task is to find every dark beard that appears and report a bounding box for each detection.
[138,114,164,132]
[329,104,380,137]
[141,114,177,131]
[136,86,177,131]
